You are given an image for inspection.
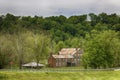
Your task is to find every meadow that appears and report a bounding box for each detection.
[0,70,120,80]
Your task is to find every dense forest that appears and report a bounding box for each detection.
[0,13,120,69]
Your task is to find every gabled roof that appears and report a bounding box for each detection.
[52,55,74,58]
[59,48,80,55]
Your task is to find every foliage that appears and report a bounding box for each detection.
[82,30,120,69]
[0,34,14,69]
[28,33,50,65]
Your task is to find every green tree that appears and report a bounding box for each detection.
[82,30,120,69]
[94,23,108,32]
[12,32,28,69]
[29,33,50,67]
[0,16,3,30]
[1,13,19,33]
[0,34,14,69]
[112,24,120,31]
[89,13,100,26]
[55,41,66,53]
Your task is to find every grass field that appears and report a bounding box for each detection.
[0,70,120,80]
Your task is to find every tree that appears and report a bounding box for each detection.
[89,13,100,26]
[67,16,78,24]
[52,29,69,42]
[67,15,87,24]
[0,16,3,30]
[29,33,50,68]
[62,23,77,36]
[82,30,120,69]
[55,41,66,52]
[1,13,19,33]
[94,23,108,32]
[65,37,84,48]
[112,24,120,31]
[0,34,14,69]
[41,20,59,30]
[12,32,28,69]
[45,15,67,24]
[58,15,67,24]
[107,13,119,25]
[77,15,87,23]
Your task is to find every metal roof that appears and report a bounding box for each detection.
[52,55,74,58]
[22,62,44,67]
[59,48,80,55]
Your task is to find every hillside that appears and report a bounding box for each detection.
[0,13,120,69]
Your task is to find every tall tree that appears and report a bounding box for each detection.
[0,34,14,69]
[29,33,50,68]
[89,13,100,26]
[12,33,27,69]
[82,30,120,69]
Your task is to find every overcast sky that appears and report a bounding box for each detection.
[0,0,120,17]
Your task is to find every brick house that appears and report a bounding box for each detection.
[48,48,83,67]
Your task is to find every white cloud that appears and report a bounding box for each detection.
[0,0,120,16]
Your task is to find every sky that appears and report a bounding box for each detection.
[0,0,120,17]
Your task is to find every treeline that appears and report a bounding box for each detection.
[0,13,120,69]
[0,13,120,40]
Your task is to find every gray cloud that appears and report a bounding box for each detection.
[0,0,120,16]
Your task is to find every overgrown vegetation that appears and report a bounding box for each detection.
[0,13,120,69]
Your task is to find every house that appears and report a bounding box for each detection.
[48,48,83,67]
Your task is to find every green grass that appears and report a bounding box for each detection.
[0,70,120,80]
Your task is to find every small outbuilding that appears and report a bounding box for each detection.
[22,62,45,68]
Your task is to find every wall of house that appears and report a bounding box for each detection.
[48,57,75,67]
[48,57,81,67]
[48,56,56,67]
[73,50,83,66]
[55,58,67,67]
